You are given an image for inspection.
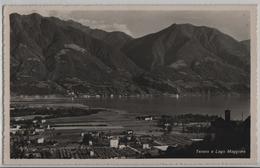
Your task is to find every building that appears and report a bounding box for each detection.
[35,128,44,133]
[127,130,133,135]
[127,136,133,141]
[145,116,153,121]
[10,125,21,134]
[210,109,242,144]
[82,95,90,98]
[47,125,51,130]
[90,150,94,157]
[110,138,119,148]
[89,140,93,146]
[164,123,171,127]
[119,144,126,149]
[136,115,153,121]
[164,123,171,131]
[225,109,231,122]
[37,138,44,144]
[142,143,150,149]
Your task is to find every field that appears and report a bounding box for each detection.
[10,98,203,146]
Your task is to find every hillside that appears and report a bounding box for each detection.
[10,13,143,95]
[122,23,250,94]
[10,13,250,96]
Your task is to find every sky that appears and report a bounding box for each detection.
[18,10,250,41]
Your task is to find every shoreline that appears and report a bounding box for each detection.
[10,92,250,101]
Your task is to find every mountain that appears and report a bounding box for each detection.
[240,40,250,53]
[10,13,143,95]
[122,23,250,94]
[10,13,250,96]
[65,19,133,48]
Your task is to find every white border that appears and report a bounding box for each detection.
[0,0,259,167]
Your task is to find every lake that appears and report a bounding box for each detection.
[78,95,250,120]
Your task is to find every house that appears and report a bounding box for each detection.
[119,144,126,149]
[90,150,94,157]
[127,136,133,141]
[16,125,21,129]
[142,143,150,149]
[37,138,44,144]
[82,95,90,98]
[164,123,171,127]
[144,116,153,121]
[35,128,44,133]
[110,138,119,148]
[47,125,51,130]
[89,140,93,146]
[10,125,21,134]
[136,115,153,121]
[127,130,134,135]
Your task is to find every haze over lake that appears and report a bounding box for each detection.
[82,95,250,120]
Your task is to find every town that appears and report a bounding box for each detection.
[10,101,250,158]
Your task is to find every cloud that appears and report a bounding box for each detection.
[73,18,133,36]
[94,22,133,36]
[16,10,133,36]
[48,12,134,36]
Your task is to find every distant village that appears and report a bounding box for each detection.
[12,88,182,101]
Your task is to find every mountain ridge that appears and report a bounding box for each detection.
[10,13,250,96]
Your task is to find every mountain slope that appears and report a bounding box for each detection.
[122,23,250,94]
[10,13,250,96]
[240,40,250,53]
[10,13,143,95]
[65,19,133,48]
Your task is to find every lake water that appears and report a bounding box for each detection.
[80,95,250,120]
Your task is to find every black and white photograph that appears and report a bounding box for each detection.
[2,4,258,166]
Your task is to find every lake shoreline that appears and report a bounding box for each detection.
[11,94,250,121]
[11,92,250,101]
